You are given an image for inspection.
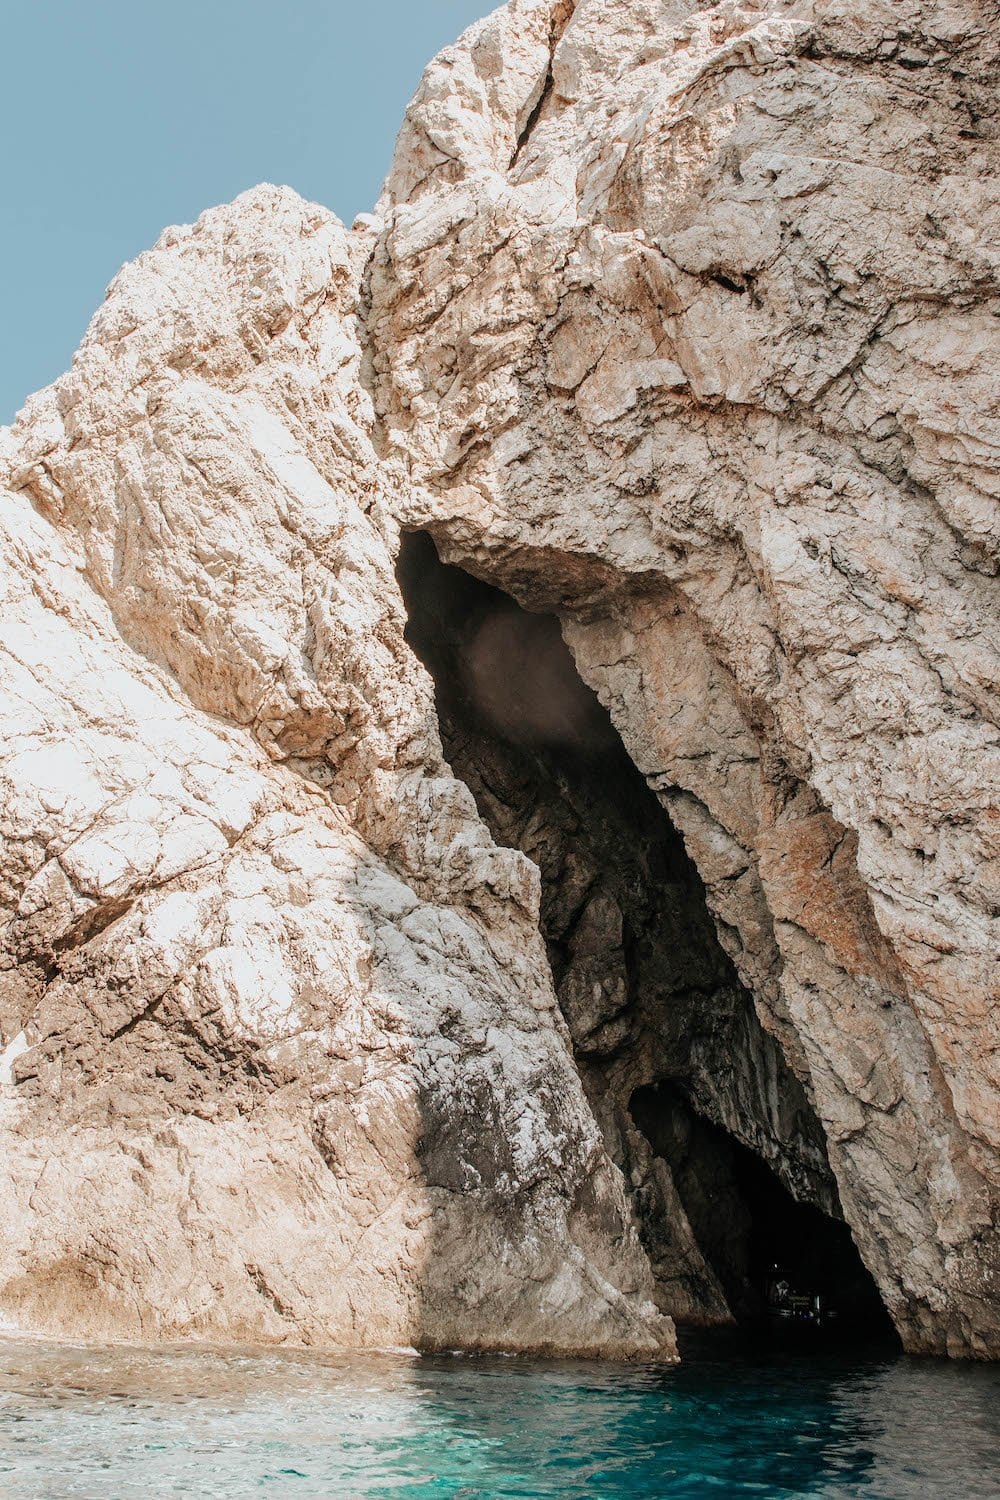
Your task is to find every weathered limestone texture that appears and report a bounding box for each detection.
[397,530,846,1328]
[1,0,998,1358]
[370,0,1000,1355]
[0,189,670,1357]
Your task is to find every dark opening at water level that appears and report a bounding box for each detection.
[630,1082,890,1340]
[0,1334,997,1497]
[397,530,893,1347]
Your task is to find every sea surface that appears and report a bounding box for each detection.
[0,1328,996,1498]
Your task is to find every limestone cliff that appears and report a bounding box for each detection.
[0,190,668,1358]
[1,0,998,1358]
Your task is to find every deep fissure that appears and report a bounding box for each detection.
[398,529,893,1340]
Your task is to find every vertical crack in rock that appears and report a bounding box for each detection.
[398,529,892,1336]
[509,0,574,169]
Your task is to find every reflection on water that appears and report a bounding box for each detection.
[0,1328,996,1497]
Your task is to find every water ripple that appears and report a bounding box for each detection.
[0,1330,996,1497]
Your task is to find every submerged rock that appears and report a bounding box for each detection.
[1,0,998,1357]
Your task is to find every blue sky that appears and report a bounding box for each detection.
[2,0,494,423]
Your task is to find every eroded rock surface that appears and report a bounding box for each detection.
[1,0,998,1358]
[0,188,669,1358]
[397,528,847,1327]
[370,0,1000,1355]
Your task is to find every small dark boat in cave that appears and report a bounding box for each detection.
[764,1265,839,1333]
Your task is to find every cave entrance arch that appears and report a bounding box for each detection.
[397,529,894,1341]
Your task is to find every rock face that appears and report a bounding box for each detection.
[1,0,999,1358]
[397,530,856,1329]
[0,189,668,1357]
[370,0,1000,1356]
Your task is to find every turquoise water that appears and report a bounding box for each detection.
[0,1330,996,1498]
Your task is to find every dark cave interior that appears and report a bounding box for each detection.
[630,1081,892,1335]
[397,529,894,1343]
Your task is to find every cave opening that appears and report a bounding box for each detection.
[629,1081,892,1336]
[397,529,894,1344]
